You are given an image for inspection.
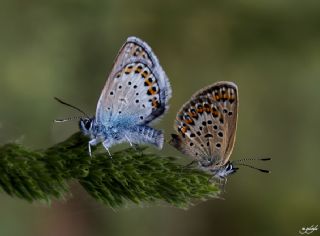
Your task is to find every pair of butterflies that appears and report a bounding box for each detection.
[56,36,270,180]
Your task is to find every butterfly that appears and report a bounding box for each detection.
[170,81,270,180]
[56,36,171,156]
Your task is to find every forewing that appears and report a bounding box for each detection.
[170,81,238,167]
[96,37,171,124]
[108,36,155,77]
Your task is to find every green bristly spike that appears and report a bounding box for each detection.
[0,132,219,208]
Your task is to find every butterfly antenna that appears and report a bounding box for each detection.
[54,116,84,123]
[234,163,270,173]
[54,97,89,117]
[233,157,271,163]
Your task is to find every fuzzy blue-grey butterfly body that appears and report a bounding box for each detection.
[170,81,238,180]
[80,36,171,156]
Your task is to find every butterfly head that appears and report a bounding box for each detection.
[211,158,272,180]
[79,117,95,136]
[210,161,238,180]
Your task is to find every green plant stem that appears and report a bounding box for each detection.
[0,132,219,208]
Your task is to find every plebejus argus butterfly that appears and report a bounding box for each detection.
[56,36,171,156]
[170,81,270,180]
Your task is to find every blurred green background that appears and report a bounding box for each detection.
[1,0,320,235]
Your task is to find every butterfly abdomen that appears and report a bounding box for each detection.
[128,125,164,149]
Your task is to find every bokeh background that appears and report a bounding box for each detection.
[1,1,320,235]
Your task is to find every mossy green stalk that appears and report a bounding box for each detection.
[0,132,219,208]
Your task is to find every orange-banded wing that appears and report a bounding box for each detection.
[170,81,238,168]
[96,37,171,125]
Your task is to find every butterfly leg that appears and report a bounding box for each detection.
[88,139,99,157]
[124,134,144,156]
[185,160,197,168]
[207,175,215,184]
[179,160,197,176]
[217,177,227,193]
[88,143,92,157]
[181,160,197,173]
[102,140,112,158]
[125,134,134,147]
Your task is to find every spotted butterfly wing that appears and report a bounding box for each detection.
[170,81,238,168]
[96,36,172,125]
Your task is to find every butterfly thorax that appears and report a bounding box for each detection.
[80,116,143,141]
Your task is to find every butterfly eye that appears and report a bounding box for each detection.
[84,119,92,130]
[226,163,233,171]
